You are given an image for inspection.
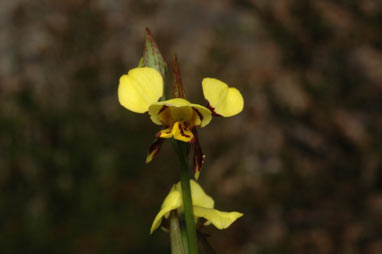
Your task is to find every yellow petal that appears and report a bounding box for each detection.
[150,185,182,234]
[158,122,194,143]
[193,206,243,229]
[149,98,212,127]
[202,78,244,117]
[118,67,163,113]
[192,104,212,127]
[175,180,214,209]
[150,180,242,234]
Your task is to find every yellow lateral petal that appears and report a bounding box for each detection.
[150,185,182,234]
[118,67,163,113]
[193,206,243,229]
[202,78,244,117]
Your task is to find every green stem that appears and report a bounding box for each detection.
[172,140,198,254]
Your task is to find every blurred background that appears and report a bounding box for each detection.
[0,0,381,253]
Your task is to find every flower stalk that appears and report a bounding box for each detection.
[172,139,198,254]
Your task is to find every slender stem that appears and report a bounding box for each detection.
[172,140,198,254]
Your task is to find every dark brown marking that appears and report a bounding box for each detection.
[146,137,165,163]
[192,107,204,122]
[158,105,168,115]
[206,102,222,117]
[192,129,205,177]
[179,123,191,138]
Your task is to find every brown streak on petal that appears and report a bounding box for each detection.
[179,123,191,138]
[212,111,222,117]
[158,106,172,126]
[192,107,204,122]
[205,101,222,117]
[158,105,168,115]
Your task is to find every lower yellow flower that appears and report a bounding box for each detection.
[150,180,243,234]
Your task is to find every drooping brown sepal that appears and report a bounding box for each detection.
[146,137,165,164]
[172,55,186,99]
[192,129,205,180]
[143,28,167,78]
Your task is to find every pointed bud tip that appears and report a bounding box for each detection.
[172,55,186,98]
[143,28,166,78]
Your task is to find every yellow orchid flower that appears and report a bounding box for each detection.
[150,180,243,234]
[118,67,212,143]
[118,66,244,178]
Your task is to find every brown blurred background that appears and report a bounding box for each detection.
[0,0,381,253]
